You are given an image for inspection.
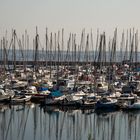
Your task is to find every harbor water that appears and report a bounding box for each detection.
[0,104,140,140]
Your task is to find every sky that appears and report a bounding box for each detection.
[0,0,140,47]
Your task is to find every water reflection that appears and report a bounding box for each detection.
[0,104,140,140]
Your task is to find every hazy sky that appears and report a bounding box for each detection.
[0,0,140,42]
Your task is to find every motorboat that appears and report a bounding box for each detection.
[95,97,119,109]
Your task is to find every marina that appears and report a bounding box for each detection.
[1,0,140,139]
[0,28,140,139]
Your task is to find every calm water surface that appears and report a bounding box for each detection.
[0,104,140,140]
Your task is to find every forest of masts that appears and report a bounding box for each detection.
[0,27,139,71]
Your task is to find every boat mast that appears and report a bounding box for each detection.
[94,29,99,64]
[45,28,48,67]
[120,31,124,64]
[3,37,6,71]
[102,32,106,67]
[34,27,39,71]
[97,34,103,69]
[13,30,16,70]
[49,32,52,79]
[135,30,138,68]
[61,28,64,66]
[65,33,71,70]
[54,33,57,66]
[90,29,94,64]
[129,28,134,68]
[78,30,83,63]
[56,31,60,88]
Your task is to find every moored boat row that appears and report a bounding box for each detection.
[1,61,140,112]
